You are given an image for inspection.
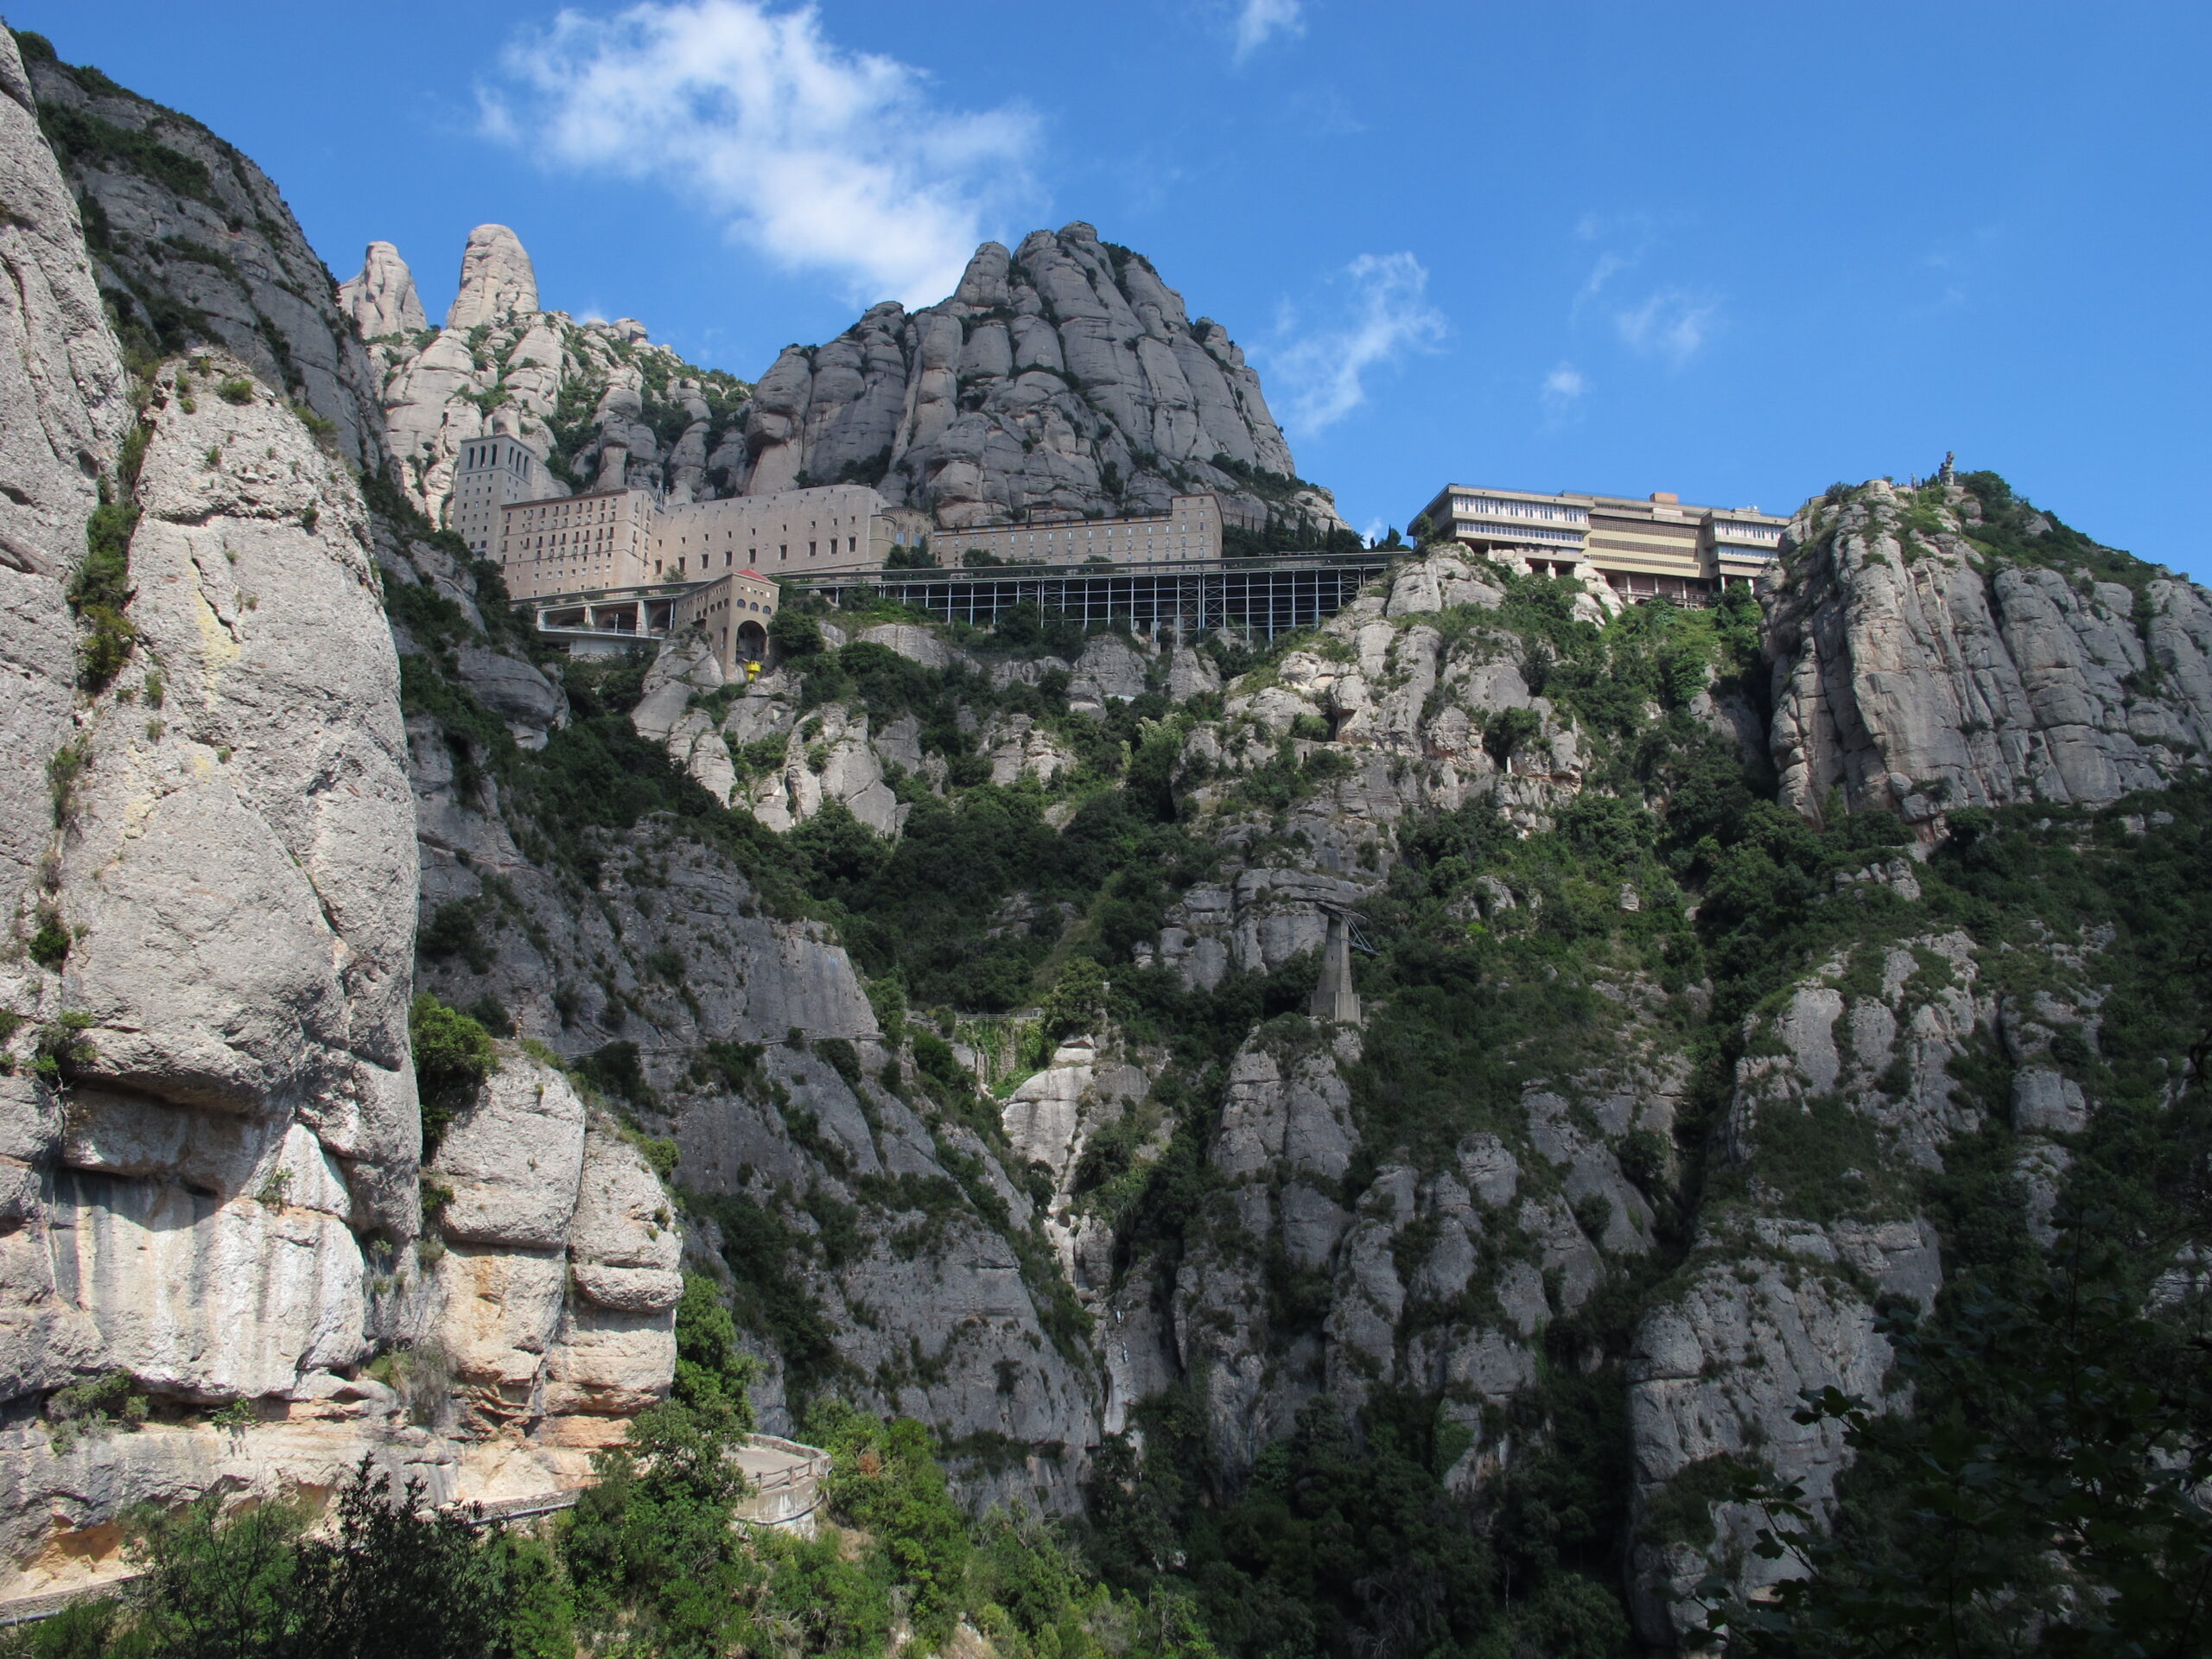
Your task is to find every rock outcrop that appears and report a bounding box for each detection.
[427,1057,677,1445]
[728,222,1344,535]
[0,340,604,1593]
[360,219,1342,543]
[1764,478,2212,827]
[336,239,425,340]
[0,47,695,1580]
[20,37,386,468]
[442,225,537,332]
[1626,933,1972,1641]
[359,224,750,520]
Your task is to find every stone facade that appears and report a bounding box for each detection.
[936,493,1226,567]
[671,569,779,675]
[496,486,658,599]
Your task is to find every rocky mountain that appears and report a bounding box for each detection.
[349,223,753,518]
[583,506,2209,1649]
[4,23,2209,1659]
[1765,474,2212,826]
[728,224,1346,536]
[359,218,1345,543]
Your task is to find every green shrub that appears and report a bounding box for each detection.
[71,501,138,690]
[44,1369,148,1453]
[811,1408,973,1644]
[216,377,255,405]
[409,994,495,1157]
[768,605,823,657]
[574,1040,657,1110]
[32,1012,96,1082]
[813,1036,864,1090]
[28,912,70,970]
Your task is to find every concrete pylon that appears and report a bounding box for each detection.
[1310,912,1363,1026]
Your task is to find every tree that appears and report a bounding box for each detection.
[560,1278,760,1656]
[811,1408,974,1645]
[285,1463,533,1659]
[1700,1211,2212,1658]
[768,604,823,658]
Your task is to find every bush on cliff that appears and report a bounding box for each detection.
[408,993,495,1159]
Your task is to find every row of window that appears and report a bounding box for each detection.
[1459,522,1586,546]
[1452,496,1588,524]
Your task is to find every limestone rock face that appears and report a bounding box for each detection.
[22,46,386,468]
[443,226,537,331]
[409,621,1103,1504]
[0,62,697,1599]
[424,1059,679,1429]
[54,357,419,1240]
[1626,931,1982,1643]
[432,1063,587,1250]
[726,223,1345,536]
[0,29,130,933]
[0,351,643,1592]
[1764,480,2212,826]
[337,240,426,340]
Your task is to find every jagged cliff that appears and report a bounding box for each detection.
[729,223,1345,535]
[586,485,2208,1649]
[349,224,753,518]
[0,30,683,1597]
[1766,474,2212,827]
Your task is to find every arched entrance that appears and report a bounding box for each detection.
[736,619,768,667]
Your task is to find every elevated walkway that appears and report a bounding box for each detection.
[791,553,1391,642]
[526,580,697,653]
[522,555,1394,653]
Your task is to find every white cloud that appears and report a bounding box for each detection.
[1268,251,1447,434]
[1233,0,1306,62]
[1567,232,1721,368]
[1541,361,1587,423]
[1612,289,1719,366]
[1577,251,1630,306]
[479,2,1039,308]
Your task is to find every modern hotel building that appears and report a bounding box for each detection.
[1414,483,1788,601]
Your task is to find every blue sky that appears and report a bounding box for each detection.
[24,1,2211,577]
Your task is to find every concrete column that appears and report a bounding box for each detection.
[1310,914,1363,1027]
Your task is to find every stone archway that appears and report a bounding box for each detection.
[736,619,768,666]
